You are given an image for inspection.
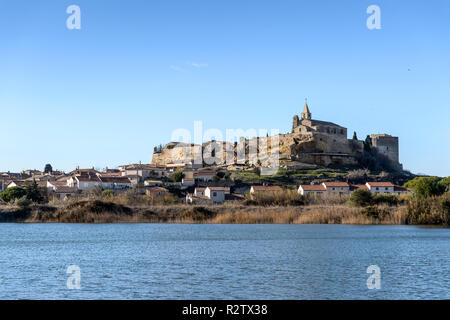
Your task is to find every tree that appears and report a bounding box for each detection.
[404,177,447,199]
[0,186,27,203]
[363,135,372,152]
[439,177,450,191]
[44,164,53,174]
[349,189,373,206]
[25,179,44,203]
[172,169,184,182]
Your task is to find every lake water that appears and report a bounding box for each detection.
[0,224,449,299]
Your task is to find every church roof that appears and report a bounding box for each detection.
[302,102,311,115]
[309,119,346,128]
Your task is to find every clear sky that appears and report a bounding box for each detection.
[0,0,449,176]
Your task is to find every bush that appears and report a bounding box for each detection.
[349,189,373,206]
[102,190,115,199]
[14,196,32,208]
[372,194,399,206]
[0,187,27,204]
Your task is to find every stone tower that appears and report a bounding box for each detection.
[292,115,299,131]
[371,134,399,164]
[301,100,311,120]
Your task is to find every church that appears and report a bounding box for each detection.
[292,100,347,139]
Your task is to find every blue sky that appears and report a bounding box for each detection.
[0,0,449,176]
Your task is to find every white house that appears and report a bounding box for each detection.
[298,184,327,196]
[365,182,395,194]
[68,175,102,190]
[321,182,350,195]
[99,176,132,190]
[204,187,227,204]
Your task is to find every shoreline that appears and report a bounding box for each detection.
[1,200,447,226]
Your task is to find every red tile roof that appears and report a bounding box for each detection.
[207,187,230,191]
[99,176,131,183]
[351,184,369,191]
[366,182,394,187]
[251,186,282,192]
[299,185,327,191]
[322,182,350,187]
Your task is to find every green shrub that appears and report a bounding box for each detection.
[349,189,373,206]
[102,190,115,198]
[0,187,27,204]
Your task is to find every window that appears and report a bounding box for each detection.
[376,187,379,191]
[213,192,217,197]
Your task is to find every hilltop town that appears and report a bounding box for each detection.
[1,103,415,205]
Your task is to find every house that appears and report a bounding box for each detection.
[204,187,227,204]
[393,185,413,196]
[182,178,195,186]
[67,175,102,190]
[51,186,80,200]
[47,180,69,190]
[6,180,26,188]
[193,187,206,197]
[365,182,395,194]
[194,171,216,182]
[321,182,350,195]
[144,180,164,187]
[298,184,327,196]
[120,163,162,181]
[145,187,169,197]
[249,185,282,194]
[350,184,370,192]
[99,176,132,190]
